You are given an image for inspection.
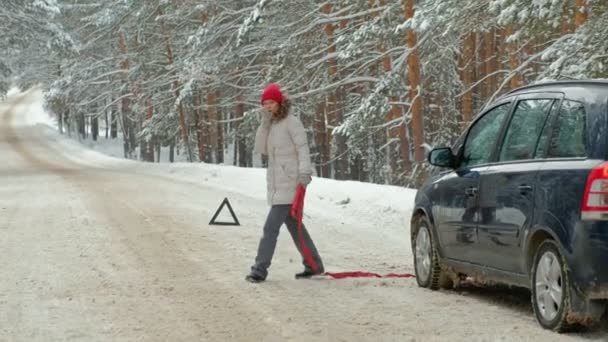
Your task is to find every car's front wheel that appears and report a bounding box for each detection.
[412,215,452,290]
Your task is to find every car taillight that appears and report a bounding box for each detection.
[582,162,608,220]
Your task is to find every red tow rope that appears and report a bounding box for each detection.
[290,184,415,280]
[291,184,319,274]
[324,272,415,279]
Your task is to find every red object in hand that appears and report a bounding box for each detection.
[290,184,306,223]
[291,184,319,274]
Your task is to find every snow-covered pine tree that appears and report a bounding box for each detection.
[7,0,606,186]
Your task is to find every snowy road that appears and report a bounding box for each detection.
[1,92,607,341]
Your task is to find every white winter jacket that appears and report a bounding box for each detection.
[254,113,313,206]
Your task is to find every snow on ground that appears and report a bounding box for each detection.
[3,88,608,341]
[16,87,419,269]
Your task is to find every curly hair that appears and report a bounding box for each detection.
[272,97,291,121]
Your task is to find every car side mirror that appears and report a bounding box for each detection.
[428,147,457,168]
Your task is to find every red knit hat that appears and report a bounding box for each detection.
[261,83,284,105]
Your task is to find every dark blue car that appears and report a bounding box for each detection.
[412,80,608,331]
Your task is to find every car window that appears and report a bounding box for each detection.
[547,100,587,158]
[461,103,511,168]
[498,99,554,162]
[534,101,560,158]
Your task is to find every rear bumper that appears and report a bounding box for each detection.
[584,285,608,300]
[568,221,608,299]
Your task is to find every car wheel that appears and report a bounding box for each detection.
[531,239,579,332]
[412,215,452,290]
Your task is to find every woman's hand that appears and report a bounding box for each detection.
[298,174,312,187]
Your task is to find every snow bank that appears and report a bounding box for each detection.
[8,87,58,128]
[6,88,419,229]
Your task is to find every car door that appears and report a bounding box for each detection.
[476,94,561,273]
[436,101,513,262]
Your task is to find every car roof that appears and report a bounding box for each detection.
[504,79,608,96]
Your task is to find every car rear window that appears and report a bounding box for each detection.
[499,99,554,162]
[538,100,587,159]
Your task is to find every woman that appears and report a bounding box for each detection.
[246,83,324,283]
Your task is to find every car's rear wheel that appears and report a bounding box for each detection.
[532,240,569,331]
[412,215,452,290]
[531,239,604,332]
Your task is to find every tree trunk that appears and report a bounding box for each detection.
[111,99,118,139]
[142,98,154,162]
[375,0,410,176]
[321,3,348,180]
[169,137,175,163]
[482,29,494,101]
[206,91,218,163]
[314,100,329,178]
[158,7,193,162]
[216,94,224,164]
[236,89,247,167]
[561,4,573,34]
[92,114,99,141]
[505,25,523,89]
[193,89,205,162]
[66,109,71,137]
[575,0,587,28]
[156,142,161,163]
[384,57,411,175]
[496,28,506,90]
[78,112,86,140]
[404,0,424,164]
[522,40,536,82]
[337,6,350,179]
[104,103,109,139]
[460,32,476,127]
[127,114,136,159]
[118,30,136,158]
[58,109,64,134]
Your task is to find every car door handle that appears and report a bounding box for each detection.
[465,187,478,197]
[518,185,533,194]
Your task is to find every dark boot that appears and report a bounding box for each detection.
[245,274,265,283]
[295,269,324,279]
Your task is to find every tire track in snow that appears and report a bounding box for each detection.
[1,96,292,341]
[4,93,608,341]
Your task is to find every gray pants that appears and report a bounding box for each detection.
[251,204,324,279]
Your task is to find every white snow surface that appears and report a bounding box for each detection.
[1,88,607,341]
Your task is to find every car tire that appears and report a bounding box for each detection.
[531,240,572,331]
[412,215,452,290]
